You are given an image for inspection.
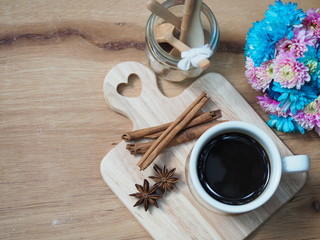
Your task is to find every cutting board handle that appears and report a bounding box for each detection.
[103,61,163,126]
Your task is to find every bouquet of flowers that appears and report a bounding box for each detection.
[245,1,320,135]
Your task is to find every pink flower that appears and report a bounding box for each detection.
[245,57,273,92]
[303,8,320,38]
[276,27,317,57]
[257,94,289,116]
[245,57,260,90]
[274,52,310,89]
[294,112,320,135]
[293,98,320,135]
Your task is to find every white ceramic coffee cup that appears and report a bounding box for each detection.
[186,121,310,214]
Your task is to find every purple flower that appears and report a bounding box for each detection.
[257,94,289,116]
[293,97,320,135]
[245,57,273,92]
[303,8,320,38]
[276,27,317,57]
[274,51,311,88]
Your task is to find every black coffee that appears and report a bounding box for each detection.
[197,132,270,205]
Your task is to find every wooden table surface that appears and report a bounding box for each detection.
[1,0,319,239]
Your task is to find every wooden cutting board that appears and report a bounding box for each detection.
[100,61,306,240]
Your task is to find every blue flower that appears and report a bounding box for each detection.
[272,82,318,114]
[266,81,281,99]
[245,21,277,67]
[298,46,320,88]
[267,114,305,133]
[313,69,320,89]
[264,1,306,39]
[245,0,306,67]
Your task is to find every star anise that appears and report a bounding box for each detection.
[129,179,161,211]
[149,164,179,194]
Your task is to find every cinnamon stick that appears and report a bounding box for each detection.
[145,110,221,139]
[127,120,227,155]
[122,110,221,141]
[137,92,208,170]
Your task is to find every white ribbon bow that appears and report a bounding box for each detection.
[177,44,213,71]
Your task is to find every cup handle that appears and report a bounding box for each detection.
[282,155,310,173]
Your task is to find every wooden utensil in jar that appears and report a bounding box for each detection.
[146,0,181,30]
[154,23,210,70]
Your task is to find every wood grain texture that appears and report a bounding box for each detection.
[0,0,319,240]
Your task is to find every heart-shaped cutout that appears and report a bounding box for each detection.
[117,73,142,98]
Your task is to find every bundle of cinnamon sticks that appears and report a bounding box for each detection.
[121,92,224,170]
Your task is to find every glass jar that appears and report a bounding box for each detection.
[145,0,220,82]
